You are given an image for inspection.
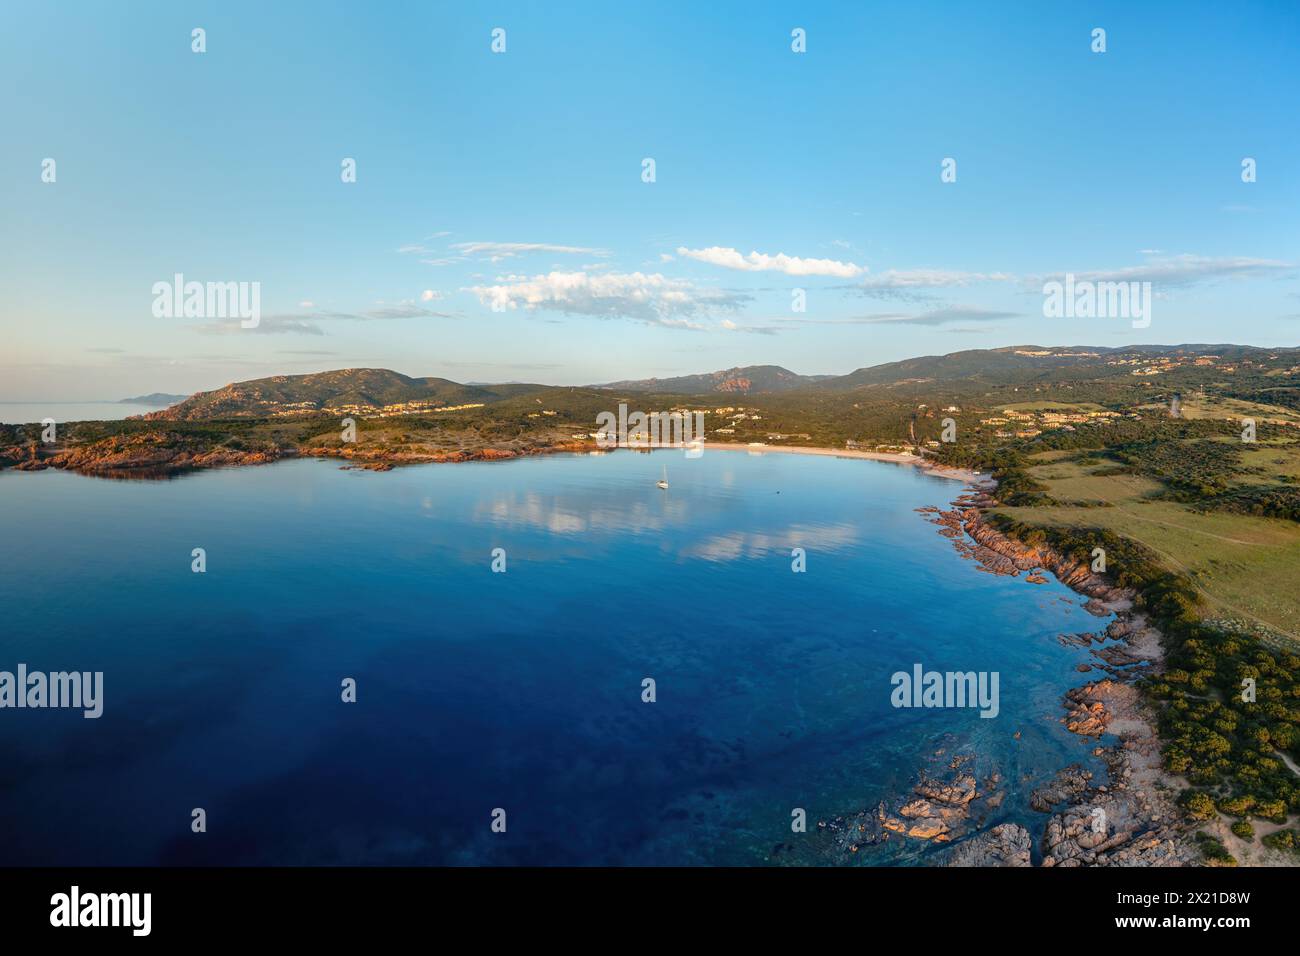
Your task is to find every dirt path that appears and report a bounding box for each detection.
[1107,476,1263,546]
[1277,750,1300,779]
[1110,507,1264,546]
[1118,533,1299,642]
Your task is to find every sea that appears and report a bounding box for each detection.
[0,449,1113,865]
[0,402,161,425]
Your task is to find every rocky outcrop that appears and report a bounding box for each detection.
[1041,670,1195,866]
[944,824,1032,867]
[1,431,591,477]
[914,490,1194,868]
[7,432,281,475]
[880,771,979,842]
[300,440,587,467]
[965,515,1129,604]
[1040,755,1194,866]
[819,757,1003,855]
[876,765,990,843]
[1063,680,1134,736]
[928,502,1128,606]
[914,771,979,807]
[1030,765,1093,812]
[0,442,39,468]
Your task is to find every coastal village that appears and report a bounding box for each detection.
[975,407,1126,440]
[322,400,486,418]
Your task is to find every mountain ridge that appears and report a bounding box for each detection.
[119,393,188,406]
[594,364,832,394]
[142,345,1300,419]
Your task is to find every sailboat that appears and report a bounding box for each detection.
[656,464,669,489]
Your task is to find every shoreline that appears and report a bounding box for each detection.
[4,434,993,485]
[816,486,1196,865]
[0,435,593,477]
[925,498,1194,866]
[704,442,992,488]
[6,427,1200,864]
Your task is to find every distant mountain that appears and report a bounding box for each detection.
[812,344,1296,391]
[145,368,521,420]
[119,393,189,406]
[596,365,831,394]
[813,346,1121,390]
[136,346,1300,420]
[595,347,1295,396]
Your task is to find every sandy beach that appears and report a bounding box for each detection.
[705,442,993,488]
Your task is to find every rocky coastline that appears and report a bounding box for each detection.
[935,494,1194,865]
[1,433,281,476]
[818,486,1197,866]
[7,432,1200,865]
[6,434,976,482]
[0,432,590,478]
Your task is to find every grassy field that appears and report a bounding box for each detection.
[1240,443,1300,482]
[1140,395,1300,427]
[997,449,1300,644]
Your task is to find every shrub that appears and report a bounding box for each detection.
[1195,833,1238,867]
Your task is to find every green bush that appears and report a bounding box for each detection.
[1180,791,1217,820]
[1195,833,1238,867]
[1262,829,1300,853]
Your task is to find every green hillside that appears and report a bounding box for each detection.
[148,368,521,420]
[596,365,828,394]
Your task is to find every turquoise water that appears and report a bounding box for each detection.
[0,451,1109,865]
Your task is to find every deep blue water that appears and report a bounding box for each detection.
[0,450,1111,865]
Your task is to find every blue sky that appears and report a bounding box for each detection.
[2,0,1298,399]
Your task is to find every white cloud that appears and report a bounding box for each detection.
[195,316,325,336]
[195,302,454,336]
[420,289,439,302]
[652,317,711,331]
[397,243,467,267]
[777,306,1017,328]
[858,306,1019,326]
[858,269,1013,291]
[400,239,609,266]
[719,318,780,335]
[464,271,749,325]
[1034,254,1293,289]
[676,246,865,278]
[451,241,611,263]
[356,302,453,320]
